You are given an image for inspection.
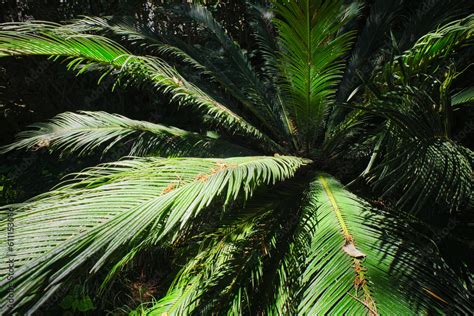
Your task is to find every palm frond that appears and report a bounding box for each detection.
[0,22,281,152]
[263,185,315,315]
[247,2,297,149]
[371,130,472,213]
[0,111,254,158]
[362,85,472,212]
[400,13,474,72]
[247,2,280,82]
[67,16,162,53]
[295,175,471,314]
[67,16,207,74]
[273,0,358,149]
[451,87,474,106]
[0,155,308,313]
[330,0,404,132]
[76,7,291,145]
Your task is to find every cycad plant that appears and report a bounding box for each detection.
[1,0,473,314]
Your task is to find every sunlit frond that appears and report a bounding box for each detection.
[67,16,161,52]
[278,175,471,315]
[0,111,254,158]
[297,175,471,314]
[400,13,474,72]
[148,174,473,315]
[0,22,280,151]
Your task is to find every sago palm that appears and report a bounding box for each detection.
[0,1,473,314]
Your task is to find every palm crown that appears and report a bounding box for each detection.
[0,0,473,314]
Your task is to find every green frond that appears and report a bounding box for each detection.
[451,87,474,106]
[67,16,161,52]
[84,5,291,145]
[68,16,206,73]
[0,155,308,314]
[362,85,472,212]
[247,2,297,149]
[247,3,280,82]
[0,111,254,158]
[273,0,359,149]
[371,133,472,212]
[400,13,474,72]
[0,22,280,152]
[264,188,315,315]
[293,175,471,314]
